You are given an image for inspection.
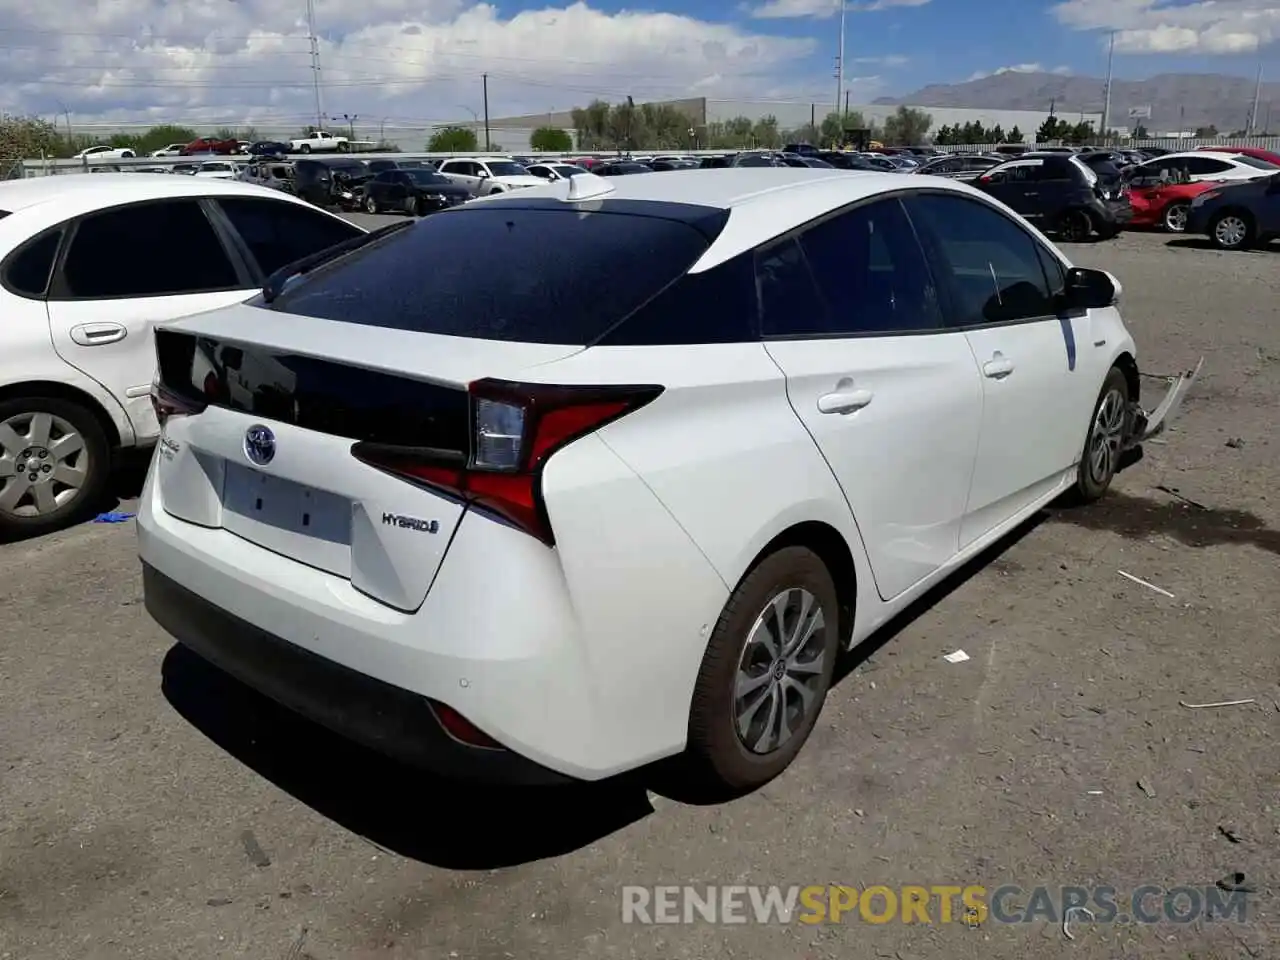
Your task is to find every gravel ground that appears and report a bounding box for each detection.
[1,227,1277,960]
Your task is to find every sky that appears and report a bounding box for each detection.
[0,0,1277,129]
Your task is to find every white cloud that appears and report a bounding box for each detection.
[0,0,822,128]
[1051,0,1280,53]
[750,0,928,21]
[964,63,1047,82]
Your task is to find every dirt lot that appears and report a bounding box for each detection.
[1,227,1277,960]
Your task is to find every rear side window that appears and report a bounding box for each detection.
[217,198,364,277]
[598,252,758,345]
[3,229,63,297]
[59,200,241,299]
[268,206,723,344]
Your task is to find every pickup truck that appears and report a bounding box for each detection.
[290,131,350,153]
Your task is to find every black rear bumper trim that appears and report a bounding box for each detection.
[142,563,573,785]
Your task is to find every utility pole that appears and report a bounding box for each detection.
[1248,61,1263,134]
[306,0,324,133]
[835,0,846,121]
[1101,29,1115,139]
[845,89,850,119]
[482,73,491,151]
[342,113,358,139]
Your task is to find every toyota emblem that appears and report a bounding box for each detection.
[243,424,276,466]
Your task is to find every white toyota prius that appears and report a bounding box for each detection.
[136,168,1199,794]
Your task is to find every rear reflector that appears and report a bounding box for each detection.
[150,377,207,427]
[351,379,663,546]
[430,702,504,750]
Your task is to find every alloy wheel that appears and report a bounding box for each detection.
[1087,388,1126,487]
[733,587,828,755]
[1163,203,1189,233]
[0,412,91,519]
[1214,215,1248,248]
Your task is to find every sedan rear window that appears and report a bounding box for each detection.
[267,205,726,345]
[1235,155,1279,169]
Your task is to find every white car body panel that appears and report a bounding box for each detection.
[1134,151,1273,183]
[134,169,1189,781]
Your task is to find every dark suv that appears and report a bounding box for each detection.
[973,152,1131,242]
[292,158,372,208]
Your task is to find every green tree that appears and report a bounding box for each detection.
[0,113,63,164]
[989,124,1006,144]
[751,115,782,149]
[1132,123,1149,139]
[1036,113,1066,142]
[881,106,932,146]
[1006,125,1024,144]
[933,124,953,145]
[571,99,612,150]
[136,124,198,153]
[1194,124,1218,137]
[427,125,479,152]
[530,126,572,151]
[783,123,821,147]
[1065,120,1094,144]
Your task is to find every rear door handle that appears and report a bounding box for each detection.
[982,354,1014,379]
[817,388,874,415]
[70,322,127,346]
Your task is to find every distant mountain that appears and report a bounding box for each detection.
[875,72,1274,133]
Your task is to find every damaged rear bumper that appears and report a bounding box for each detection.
[1125,357,1204,453]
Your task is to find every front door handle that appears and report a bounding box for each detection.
[70,322,127,346]
[982,354,1014,379]
[817,388,874,415]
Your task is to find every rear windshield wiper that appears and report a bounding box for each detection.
[261,219,415,304]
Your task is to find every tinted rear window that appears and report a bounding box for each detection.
[267,205,724,344]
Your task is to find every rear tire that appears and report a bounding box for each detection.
[405,195,419,217]
[1057,208,1092,243]
[1069,366,1129,504]
[0,396,111,540]
[364,194,378,214]
[299,144,311,154]
[684,546,840,796]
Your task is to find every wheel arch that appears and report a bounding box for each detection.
[0,380,125,449]
[741,520,857,652]
[1113,351,1140,406]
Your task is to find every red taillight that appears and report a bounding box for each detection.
[430,701,503,750]
[150,380,206,427]
[351,379,663,546]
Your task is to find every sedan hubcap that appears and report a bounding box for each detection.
[0,412,89,518]
[1165,205,1188,232]
[1088,389,1126,486]
[734,587,827,755]
[1215,216,1246,247]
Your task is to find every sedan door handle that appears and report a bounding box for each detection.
[982,354,1014,379]
[817,388,874,415]
[70,322,127,346]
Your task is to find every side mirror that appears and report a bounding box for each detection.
[1064,267,1120,310]
[476,169,490,178]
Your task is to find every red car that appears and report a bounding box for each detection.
[1195,145,1280,166]
[1125,176,1216,232]
[181,137,241,156]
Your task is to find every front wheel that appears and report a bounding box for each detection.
[337,142,350,153]
[1210,211,1253,250]
[1162,201,1190,233]
[684,546,840,795]
[0,397,110,539]
[364,194,378,214]
[405,195,419,216]
[1070,366,1129,504]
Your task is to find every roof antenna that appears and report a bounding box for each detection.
[563,171,616,201]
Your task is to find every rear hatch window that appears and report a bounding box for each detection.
[265,204,727,344]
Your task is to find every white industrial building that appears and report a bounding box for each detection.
[431,96,1104,152]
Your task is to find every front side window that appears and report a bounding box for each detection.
[216,198,364,277]
[904,192,1056,327]
[59,201,240,299]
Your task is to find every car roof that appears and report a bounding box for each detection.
[0,173,318,226]
[467,167,993,271]
[1148,151,1243,162]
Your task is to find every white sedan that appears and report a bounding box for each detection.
[136,168,1199,793]
[0,174,368,537]
[74,145,136,160]
[1130,150,1278,183]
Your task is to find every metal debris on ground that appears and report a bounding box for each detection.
[1216,872,1257,894]
[942,650,970,664]
[1178,698,1256,709]
[1154,484,1209,510]
[1062,905,1095,940]
[1225,437,1245,448]
[1217,825,1244,844]
[240,829,272,868]
[1137,778,1156,799]
[1117,570,1175,598]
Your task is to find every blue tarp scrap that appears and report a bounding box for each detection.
[93,512,136,523]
